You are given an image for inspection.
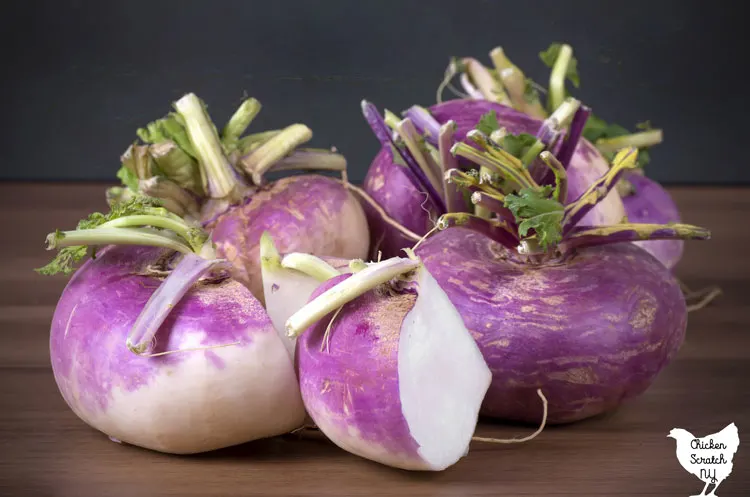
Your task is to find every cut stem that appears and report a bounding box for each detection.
[539,151,568,204]
[437,213,519,249]
[560,223,710,253]
[470,191,515,224]
[463,58,511,105]
[281,253,341,282]
[596,129,664,154]
[173,93,239,199]
[554,105,591,169]
[285,258,421,337]
[460,72,485,100]
[45,227,194,255]
[489,47,547,119]
[549,44,573,112]
[404,106,441,145]
[239,124,313,185]
[452,141,537,191]
[395,118,444,195]
[98,214,206,253]
[562,147,640,233]
[268,148,347,173]
[222,98,261,148]
[139,177,200,218]
[237,130,282,156]
[126,253,228,354]
[148,141,204,196]
[438,121,464,214]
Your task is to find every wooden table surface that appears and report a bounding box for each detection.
[1,183,748,497]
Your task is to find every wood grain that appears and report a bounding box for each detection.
[1,183,748,497]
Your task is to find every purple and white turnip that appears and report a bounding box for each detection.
[114,92,370,301]
[38,200,306,454]
[285,255,492,470]
[409,143,710,424]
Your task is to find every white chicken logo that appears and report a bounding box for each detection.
[667,423,739,496]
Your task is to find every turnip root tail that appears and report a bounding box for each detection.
[471,389,548,444]
[679,280,723,313]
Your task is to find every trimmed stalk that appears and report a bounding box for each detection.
[438,121,464,213]
[239,123,313,184]
[361,100,446,213]
[384,109,401,130]
[520,141,547,167]
[548,44,573,112]
[460,72,485,100]
[237,130,282,156]
[562,147,639,233]
[149,141,204,196]
[437,213,519,249]
[139,177,200,218]
[539,151,568,204]
[286,257,422,337]
[122,144,155,181]
[445,168,504,197]
[395,118,443,195]
[555,105,591,169]
[280,253,341,281]
[463,58,511,105]
[222,98,261,148]
[530,97,581,182]
[404,106,441,145]
[559,223,710,254]
[452,141,537,192]
[489,47,547,119]
[98,215,207,253]
[466,130,527,173]
[126,253,229,354]
[596,129,664,154]
[45,227,193,255]
[268,148,347,173]
[173,93,240,199]
[471,192,516,224]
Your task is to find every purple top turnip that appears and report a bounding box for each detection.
[285,256,492,470]
[37,199,306,453]
[112,92,369,302]
[410,143,710,424]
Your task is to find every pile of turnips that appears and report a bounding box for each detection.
[38,42,715,472]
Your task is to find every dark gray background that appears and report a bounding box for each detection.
[1,0,745,184]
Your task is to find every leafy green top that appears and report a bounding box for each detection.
[504,186,565,250]
[35,196,208,276]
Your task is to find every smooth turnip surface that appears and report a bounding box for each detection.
[295,267,491,471]
[416,227,687,424]
[50,245,306,454]
[363,148,439,259]
[621,172,684,269]
[207,174,369,302]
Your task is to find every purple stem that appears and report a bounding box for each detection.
[404,106,441,147]
[555,106,591,169]
[437,213,519,249]
[438,121,466,213]
[560,223,710,253]
[126,253,229,354]
[470,192,516,226]
[361,100,446,214]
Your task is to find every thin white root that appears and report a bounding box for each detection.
[471,389,548,444]
[342,181,421,242]
[686,287,723,313]
[410,224,440,252]
[138,341,242,358]
[321,306,344,353]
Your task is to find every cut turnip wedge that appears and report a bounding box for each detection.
[287,256,492,471]
[259,232,356,357]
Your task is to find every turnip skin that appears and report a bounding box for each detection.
[416,227,687,424]
[207,175,369,302]
[49,245,306,454]
[621,173,684,269]
[294,266,491,471]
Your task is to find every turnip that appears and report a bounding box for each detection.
[360,92,624,259]
[411,143,710,424]
[37,198,306,454]
[113,92,369,302]
[283,256,495,471]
